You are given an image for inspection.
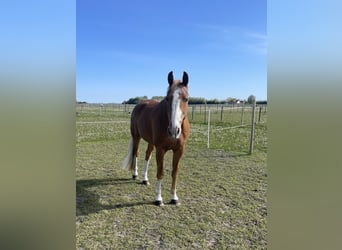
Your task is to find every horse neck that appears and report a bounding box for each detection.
[160,98,170,117]
[154,98,170,124]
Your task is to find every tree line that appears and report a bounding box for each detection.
[122,95,265,105]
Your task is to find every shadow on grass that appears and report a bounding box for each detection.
[77,177,135,187]
[76,177,154,216]
[228,152,251,157]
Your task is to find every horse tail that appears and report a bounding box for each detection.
[122,137,134,170]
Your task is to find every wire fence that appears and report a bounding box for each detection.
[76,103,267,123]
[76,102,267,154]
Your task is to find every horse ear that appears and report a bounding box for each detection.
[168,71,174,86]
[182,71,189,86]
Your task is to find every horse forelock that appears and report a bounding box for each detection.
[166,80,188,99]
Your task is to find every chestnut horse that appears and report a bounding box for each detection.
[122,71,190,206]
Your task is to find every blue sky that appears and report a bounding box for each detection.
[77,0,266,103]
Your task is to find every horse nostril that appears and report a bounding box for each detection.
[168,126,181,138]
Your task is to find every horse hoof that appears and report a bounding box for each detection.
[142,180,150,185]
[154,200,164,206]
[132,175,138,180]
[170,199,180,206]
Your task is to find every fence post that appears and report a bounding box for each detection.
[204,105,207,123]
[241,102,245,125]
[249,100,256,155]
[220,106,223,121]
[207,109,210,149]
[192,106,194,120]
[258,106,262,123]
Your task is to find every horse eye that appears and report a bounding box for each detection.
[183,97,189,102]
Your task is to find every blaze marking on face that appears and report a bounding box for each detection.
[170,88,183,137]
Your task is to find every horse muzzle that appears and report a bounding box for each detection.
[167,126,181,139]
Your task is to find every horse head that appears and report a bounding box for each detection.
[166,71,189,139]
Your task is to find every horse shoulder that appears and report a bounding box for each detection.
[182,118,190,139]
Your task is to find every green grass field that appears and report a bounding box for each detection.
[76,105,267,249]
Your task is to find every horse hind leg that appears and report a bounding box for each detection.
[131,136,140,179]
[141,143,154,185]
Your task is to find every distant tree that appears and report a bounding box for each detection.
[207,98,220,104]
[226,97,237,104]
[151,96,164,101]
[247,95,256,104]
[188,97,206,104]
[256,100,267,105]
[123,96,148,104]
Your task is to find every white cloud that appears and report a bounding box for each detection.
[242,31,267,56]
[194,23,267,56]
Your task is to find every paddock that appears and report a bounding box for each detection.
[76,104,267,249]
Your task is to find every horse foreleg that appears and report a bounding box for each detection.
[170,148,183,205]
[141,143,154,185]
[155,148,165,206]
